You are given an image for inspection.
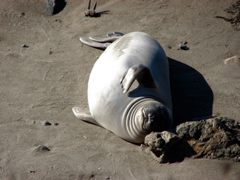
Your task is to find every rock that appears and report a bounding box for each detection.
[43,120,51,126]
[22,44,29,48]
[142,131,195,163]
[176,117,240,161]
[19,12,25,17]
[142,117,240,163]
[45,0,67,15]
[179,42,189,50]
[54,19,62,23]
[34,145,51,152]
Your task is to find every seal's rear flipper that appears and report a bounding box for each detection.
[120,64,157,93]
[72,107,100,126]
[89,32,124,43]
[80,32,124,49]
[80,37,110,50]
[89,36,119,43]
[107,32,124,37]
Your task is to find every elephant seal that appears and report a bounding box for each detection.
[73,32,173,144]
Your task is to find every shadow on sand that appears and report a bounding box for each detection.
[94,10,111,18]
[168,58,214,126]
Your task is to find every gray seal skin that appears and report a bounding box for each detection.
[73,32,173,144]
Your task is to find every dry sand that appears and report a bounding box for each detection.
[0,0,239,179]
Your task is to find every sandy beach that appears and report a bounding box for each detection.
[0,0,239,179]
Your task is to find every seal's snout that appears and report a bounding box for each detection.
[140,102,170,133]
[147,115,162,132]
[141,107,161,132]
[142,110,155,130]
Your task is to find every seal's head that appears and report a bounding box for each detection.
[123,98,172,143]
[136,101,170,133]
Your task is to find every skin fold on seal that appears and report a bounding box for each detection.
[72,32,173,144]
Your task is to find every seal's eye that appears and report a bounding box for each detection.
[148,114,154,120]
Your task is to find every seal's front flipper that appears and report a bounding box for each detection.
[120,64,157,93]
[80,37,110,50]
[72,107,100,126]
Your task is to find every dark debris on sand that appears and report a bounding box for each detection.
[215,0,240,30]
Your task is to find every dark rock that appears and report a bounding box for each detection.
[179,42,189,50]
[142,117,240,163]
[22,44,29,48]
[43,120,51,126]
[142,131,195,163]
[45,0,67,15]
[19,12,25,17]
[34,145,51,152]
[176,117,240,161]
[55,19,62,23]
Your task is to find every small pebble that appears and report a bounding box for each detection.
[43,121,51,126]
[34,145,51,152]
[19,12,25,17]
[22,44,29,48]
[55,19,62,23]
[179,42,189,50]
[54,123,59,126]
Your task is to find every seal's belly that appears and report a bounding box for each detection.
[87,32,171,136]
[88,53,137,132]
